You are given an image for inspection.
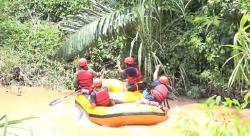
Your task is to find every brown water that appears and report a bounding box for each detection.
[0,86,249,136]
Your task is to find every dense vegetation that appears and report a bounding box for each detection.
[0,0,249,100]
[175,93,250,135]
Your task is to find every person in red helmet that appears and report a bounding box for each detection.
[74,58,100,95]
[139,65,169,107]
[116,56,145,92]
[90,78,123,108]
[90,78,111,108]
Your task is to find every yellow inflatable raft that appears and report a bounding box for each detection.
[75,95,167,126]
[75,79,167,126]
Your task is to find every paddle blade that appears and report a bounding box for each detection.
[49,99,62,106]
[78,110,85,120]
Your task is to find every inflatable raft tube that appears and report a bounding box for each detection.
[109,91,142,103]
[103,79,143,103]
[102,79,126,92]
[75,95,167,126]
[103,79,143,92]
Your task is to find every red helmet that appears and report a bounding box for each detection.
[159,76,169,85]
[79,58,88,67]
[124,57,134,65]
[93,78,102,87]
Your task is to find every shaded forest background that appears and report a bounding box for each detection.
[0,0,249,100]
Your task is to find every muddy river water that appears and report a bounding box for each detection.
[1,86,249,136]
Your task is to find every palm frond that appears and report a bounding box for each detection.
[59,8,106,33]
[130,32,139,56]
[100,0,120,8]
[58,1,143,59]
[226,13,250,88]
[228,56,244,87]
[222,52,241,67]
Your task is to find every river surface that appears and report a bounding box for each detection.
[0,86,249,136]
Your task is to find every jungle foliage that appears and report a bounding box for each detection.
[0,0,250,100]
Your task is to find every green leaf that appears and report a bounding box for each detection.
[223,98,233,107]
[0,115,38,127]
[244,92,250,103]
[232,99,240,108]
[240,13,250,29]
[0,115,6,121]
[215,96,221,105]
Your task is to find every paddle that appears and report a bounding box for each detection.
[49,91,79,106]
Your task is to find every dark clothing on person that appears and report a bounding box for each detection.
[124,67,137,77]
[126,83,146,92]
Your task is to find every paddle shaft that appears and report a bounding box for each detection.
[61,91,77,99]
[49,91,79,106]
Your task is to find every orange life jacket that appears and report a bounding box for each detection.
[151,84,168,102]
[95,87,110,106]
[77,70,93,91]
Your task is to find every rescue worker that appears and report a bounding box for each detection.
[90,78,111,108]
[116,56,145,92]
[74,58,100,95]
[140,65,169,107]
